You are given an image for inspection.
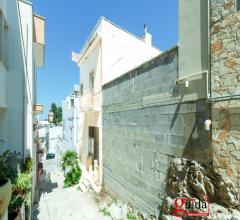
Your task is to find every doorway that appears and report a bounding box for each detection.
[88,126,99,165]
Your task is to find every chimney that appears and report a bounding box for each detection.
[143,24,152,46]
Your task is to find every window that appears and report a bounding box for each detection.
[70,97,74,107]
[89,71,94,91]
[80,84,83,95]
[237,0,240,10]
[0,9,8,68]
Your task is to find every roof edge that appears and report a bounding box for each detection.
[78,16,161,58]
[103,45,178,87]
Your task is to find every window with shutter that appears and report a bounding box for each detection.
[0,9,8,68]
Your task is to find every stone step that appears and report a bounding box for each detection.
[82,178,90,188]
[92,183,101,193]
[94,180,100,186]
[79,181,87,192]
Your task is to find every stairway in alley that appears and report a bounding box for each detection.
[32,171,110,220]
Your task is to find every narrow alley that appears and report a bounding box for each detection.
[1,1,240,220]
[32,159,109,220]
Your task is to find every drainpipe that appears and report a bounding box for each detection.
[208,94,240,103]
[16,0,26,160]
[17,0,34,160]
[208,0,211,99]
[100,39,103,186]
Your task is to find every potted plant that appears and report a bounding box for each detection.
[8,195,24,220]
[9,158,32,220]
[0,150,14,218]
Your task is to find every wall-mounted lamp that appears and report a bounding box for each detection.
[204,119,212,131]
[175,79,190,88]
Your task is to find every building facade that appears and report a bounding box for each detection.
[0,0,45,210]
[102,0,240,218]
[0,0,45,156]
[75,17,160,190]
[38,120,50,156]
[62,85,80,154]
[48,125,63,156]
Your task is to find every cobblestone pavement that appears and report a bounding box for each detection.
[32,169,110,220]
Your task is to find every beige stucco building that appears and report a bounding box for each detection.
[75,17,160,190]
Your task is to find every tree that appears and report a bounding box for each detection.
[57,107,62,122]
[50,103,62,125]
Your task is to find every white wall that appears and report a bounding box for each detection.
[79,18,160,98]
[62,87,80,154]
[77,17,161,186]
[0,0,35,159]
[80,44,102,94]
[0,108,6,149]
[18,0,34,158]
[49,126,63,155]
[0,0,25,154]
[0,64,6,108]
[101,19,160,85]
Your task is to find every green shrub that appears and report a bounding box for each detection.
[22,157,32,174]
[99,207,111,217]
[14,172,32,196]
[127,211,139,220]
[61,150,81,187]
[64,166,81,187]
[9,171,32,216]
[9,194,25,211]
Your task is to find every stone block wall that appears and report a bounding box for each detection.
[212,101,240,183]
[211,0,240,97]
[211,0,240,188]
[102,47,211,215]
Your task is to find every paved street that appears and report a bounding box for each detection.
[33,159,110,220]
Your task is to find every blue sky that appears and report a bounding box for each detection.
[32,0,178,119]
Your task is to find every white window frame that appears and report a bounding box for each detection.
[0,9,8,69]
[89,71,94,91]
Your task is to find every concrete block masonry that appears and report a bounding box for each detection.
[101,0,240,218]
[102,47,211,215]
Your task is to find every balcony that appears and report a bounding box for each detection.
[80,92,101,111]
[33,14,45,67]
[33,104,43,114]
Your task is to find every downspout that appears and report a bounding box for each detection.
[208,0,211,100]
[100,39,103,186]
[100,39,103,91]
[16,0,26,160]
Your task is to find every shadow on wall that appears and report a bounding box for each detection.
[170,93,212,164]
[183,100,212,164]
